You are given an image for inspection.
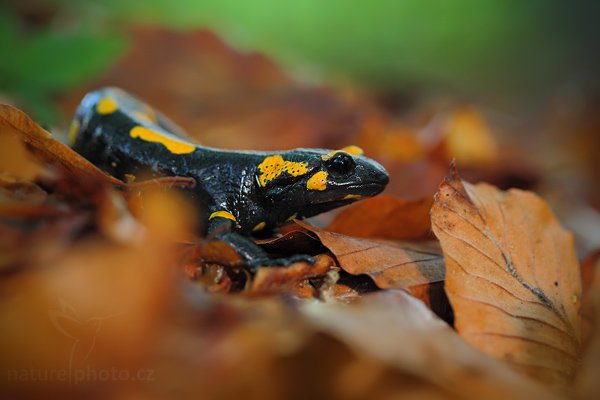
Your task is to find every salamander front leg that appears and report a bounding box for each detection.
[207,217,314,272]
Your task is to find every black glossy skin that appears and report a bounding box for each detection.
[70,87,389,270]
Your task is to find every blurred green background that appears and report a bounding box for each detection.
[1,0,598,122]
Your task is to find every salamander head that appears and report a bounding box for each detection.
[255,146,389,220]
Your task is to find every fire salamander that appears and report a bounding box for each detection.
[69,87,389,270]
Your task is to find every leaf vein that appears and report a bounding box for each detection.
[451,291,576,345]
[470,332,577,363]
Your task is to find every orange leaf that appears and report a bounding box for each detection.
[327,194,433,240]
[251,254,335,296]
[0,123,42,182]
[0,104,196,209]
[296,221,445,305]
[302,290,556,400]
[431,168,582,386]
[0,104,123,193]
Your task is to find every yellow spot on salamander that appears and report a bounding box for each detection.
[341,145,364,156]
[130,126,196,154]
[67,120,80,146]
[307,171,328,191]
[209,210,237,222]
[321,145,363,160]
[257,155,308,186]
[252,222,266,232]
[343,194,363,200]
[97,97,118,115]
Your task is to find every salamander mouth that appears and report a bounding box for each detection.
[344,183,386,194]
[318,199,356,207]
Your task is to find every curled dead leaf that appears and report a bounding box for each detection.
[0,104,196,197]
[0,105,203,247]
[0,104,123,193]
[296,221,445,308]
[431,168,582,386]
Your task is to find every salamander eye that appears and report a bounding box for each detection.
[326,152,356,176]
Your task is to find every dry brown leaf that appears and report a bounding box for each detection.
[0,104,124,191]
[296,221,445,305]
[0,212,90,272]
[0,105,200,245]
[251,254,336,295]
[0,105,196,195]
[327,194,433,240]
[0,125,42,182]
[302,289,557,400]
[320,283,363,304]
[431,168,582,386]
[0,202,67,219]
[0,178,65,219]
